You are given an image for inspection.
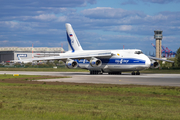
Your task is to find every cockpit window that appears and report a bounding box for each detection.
[135,51,143,54]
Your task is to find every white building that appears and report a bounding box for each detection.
[0,47,64,63]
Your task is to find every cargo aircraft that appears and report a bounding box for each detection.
[15,23,174,75]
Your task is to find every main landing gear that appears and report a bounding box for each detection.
[90,70,102,75]
[108,72,121,75]
[131,71,140,75]
[89,71,140,75]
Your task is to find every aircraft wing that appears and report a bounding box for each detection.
[148,56,174,63]
[18,52,112,62]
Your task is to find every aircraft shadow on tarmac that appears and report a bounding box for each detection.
[59,72,134,76]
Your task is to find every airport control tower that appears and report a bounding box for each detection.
[154,30,163,58]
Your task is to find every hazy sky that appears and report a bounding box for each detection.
[0,0,180,53]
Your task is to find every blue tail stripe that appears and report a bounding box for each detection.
[66,32,75,52]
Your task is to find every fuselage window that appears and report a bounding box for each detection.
[135,51,143,54]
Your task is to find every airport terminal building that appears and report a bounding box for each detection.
[0,47,64,63]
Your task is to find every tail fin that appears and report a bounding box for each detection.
[65,23,83,52]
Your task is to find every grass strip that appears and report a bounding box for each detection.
[0,80,180,120]
[0,74,70,82]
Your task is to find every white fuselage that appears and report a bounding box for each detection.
[60,49,151,72]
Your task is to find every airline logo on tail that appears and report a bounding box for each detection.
[71,38,74,44]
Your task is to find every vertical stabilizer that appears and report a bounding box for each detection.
[65,23,83,52]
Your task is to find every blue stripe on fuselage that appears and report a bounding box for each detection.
[66,32,75,52]
[76,58,145,65]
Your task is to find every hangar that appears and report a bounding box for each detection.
[0,47,64,63]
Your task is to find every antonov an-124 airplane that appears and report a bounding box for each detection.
[17,23,174,75]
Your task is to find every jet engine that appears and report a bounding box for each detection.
[66,60,78,69]
[150,60,159,68]
[90,58,102,67]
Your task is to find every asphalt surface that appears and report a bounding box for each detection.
[1,71,180,86]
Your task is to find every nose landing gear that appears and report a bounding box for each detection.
[131,71,140,75]
[136,71,140,75]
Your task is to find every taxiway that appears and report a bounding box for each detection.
[0,71,180,86]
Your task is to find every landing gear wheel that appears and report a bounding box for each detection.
[108,72,122,75]
[136,71,140,75]
[90,70,101,75]
[131,71,135,75]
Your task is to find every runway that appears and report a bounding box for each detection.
[1,71,180,86]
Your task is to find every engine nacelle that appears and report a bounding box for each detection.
[90,58,102,67]
[66,60,78,69]
[150,60,159,68]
